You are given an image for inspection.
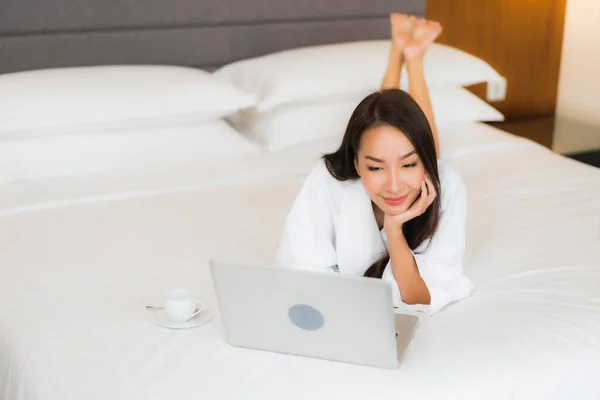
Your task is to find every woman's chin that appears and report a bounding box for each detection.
[380,204,409,216]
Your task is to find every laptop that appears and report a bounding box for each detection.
[209,260,419,369]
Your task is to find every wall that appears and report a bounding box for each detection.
[556,0,600,127]
[426,0,567,120]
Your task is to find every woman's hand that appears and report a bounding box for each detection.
[384,174,437,231]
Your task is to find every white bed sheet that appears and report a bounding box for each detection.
[0,122,538,216]
[1,123,599,400]
[0,121,263,185]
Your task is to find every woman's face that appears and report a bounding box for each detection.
[354,124,426,216]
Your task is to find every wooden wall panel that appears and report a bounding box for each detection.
[426,0,567,119]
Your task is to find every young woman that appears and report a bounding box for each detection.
[275,14,474,315]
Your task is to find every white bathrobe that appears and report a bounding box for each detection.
[275,159,474,315]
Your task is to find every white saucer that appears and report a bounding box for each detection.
[152,309,212,329]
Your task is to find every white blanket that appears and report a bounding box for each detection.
[1,123,599,400]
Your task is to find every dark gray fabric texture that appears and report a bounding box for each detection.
[0,0,425,73]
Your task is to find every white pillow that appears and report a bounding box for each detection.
[213,40,504,111]
[227,87,504,151]
[0,65,256,139]
[0,120,261,184]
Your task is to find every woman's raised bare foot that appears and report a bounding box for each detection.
[403,19,442,60]
[390,13,417,50]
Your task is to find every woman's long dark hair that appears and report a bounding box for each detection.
[322,89,441,279]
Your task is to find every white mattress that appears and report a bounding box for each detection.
[1,123,599,400]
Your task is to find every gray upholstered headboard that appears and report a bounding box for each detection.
[0,0,425,73]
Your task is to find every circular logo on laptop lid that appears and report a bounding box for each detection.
[288,304,324,331]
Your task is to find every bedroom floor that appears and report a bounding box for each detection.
[566,149,600,168]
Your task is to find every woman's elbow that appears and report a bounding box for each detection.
[401,287,431,306]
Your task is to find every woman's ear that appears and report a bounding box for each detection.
[354,158,361,177]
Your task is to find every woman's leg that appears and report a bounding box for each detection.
[381,14,415,90]
[403,19,442,156]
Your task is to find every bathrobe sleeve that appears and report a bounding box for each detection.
[382,164,474,315]
[275,161,338,273]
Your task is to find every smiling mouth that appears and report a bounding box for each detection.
[383,194,408,206]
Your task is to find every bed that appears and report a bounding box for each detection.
[2,0,600,399]
[1,122,599,399]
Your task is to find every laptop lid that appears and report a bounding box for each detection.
[210,260,412,369]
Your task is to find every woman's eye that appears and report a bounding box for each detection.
[403,162,418,168]
[367,166,381,171]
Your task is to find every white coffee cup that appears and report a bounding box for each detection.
[163,289,205,323]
